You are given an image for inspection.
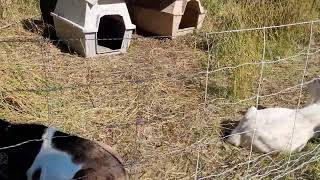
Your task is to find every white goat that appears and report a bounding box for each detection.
[227,77,320,153]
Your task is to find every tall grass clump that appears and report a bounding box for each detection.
[202,0,320,99]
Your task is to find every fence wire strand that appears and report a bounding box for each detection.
[1,19,320,179]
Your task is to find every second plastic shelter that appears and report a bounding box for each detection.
[130,0,205,37]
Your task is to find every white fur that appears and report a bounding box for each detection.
[27,128,82,180]
[227,78,320,153]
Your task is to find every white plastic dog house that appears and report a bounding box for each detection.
[131,0,206,37]
[51,0,136,57]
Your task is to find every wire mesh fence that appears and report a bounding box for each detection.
[0,18,320,179]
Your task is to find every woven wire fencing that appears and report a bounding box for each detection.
[1,19,320,179]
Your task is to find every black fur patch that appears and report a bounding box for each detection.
[52,131,94,164]
[0,120,46,179]
[39,0,57,25]
[0,119,10,133]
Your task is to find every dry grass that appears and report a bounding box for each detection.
[1,1,320,179]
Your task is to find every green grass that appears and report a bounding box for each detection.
[202,0,320,99]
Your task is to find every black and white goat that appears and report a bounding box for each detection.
[227,77,320,153]
[0,120,128,180]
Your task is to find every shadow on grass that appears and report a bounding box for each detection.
[21,18,77,55]
[220,119,240,140]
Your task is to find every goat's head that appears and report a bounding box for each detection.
[308,76,320,103]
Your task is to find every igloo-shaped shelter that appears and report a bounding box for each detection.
[131,0,206,37]
[51,0,136,57]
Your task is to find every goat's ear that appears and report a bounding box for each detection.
[245,106,257,119]
[314,76,320,85]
